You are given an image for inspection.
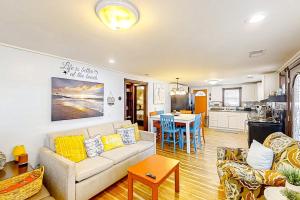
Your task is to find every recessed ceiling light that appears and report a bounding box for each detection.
[207,80,220,85]
[108,59,115,64]
[247,13,266,24]
[247,75,254,78]
[95,0,140,30]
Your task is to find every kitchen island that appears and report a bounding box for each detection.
[209,110,251,132]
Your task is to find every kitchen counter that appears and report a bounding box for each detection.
[209,111,249,132]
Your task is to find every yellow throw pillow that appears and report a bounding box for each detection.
[122,123,140,141]
[55,135,87,162]
[101,134,124,151]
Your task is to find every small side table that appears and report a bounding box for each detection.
[264,187,287,200]
[0,161,33,181]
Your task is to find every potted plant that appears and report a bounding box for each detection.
[279,165,300,193]
[281,189,300,200]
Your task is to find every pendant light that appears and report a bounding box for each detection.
[170,78,187,96]
[95,0,140,30]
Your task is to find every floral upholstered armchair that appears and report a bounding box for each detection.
[217,132,300,200]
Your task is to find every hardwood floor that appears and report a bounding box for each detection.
[91,128,247,200]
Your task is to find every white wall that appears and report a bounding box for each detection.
[0,45,170,166]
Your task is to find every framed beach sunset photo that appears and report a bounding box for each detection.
[51,77,104,121]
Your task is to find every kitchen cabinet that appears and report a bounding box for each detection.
[242,84,257,101]
[218,113,229,128]
[228,112,247,130]
[209,111,248,132]
[262,73,279,99]
[257,82,264,101]
[211,86,222,101]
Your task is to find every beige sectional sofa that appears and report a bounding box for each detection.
[39,120,156,200]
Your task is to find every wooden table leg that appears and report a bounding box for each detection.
[152,185,159,200]
[128,173,133,200]
[175,164,179,193]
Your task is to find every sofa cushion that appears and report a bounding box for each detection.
[101,134,125,151]
[121,123,141,141]
[84,137,104,158]
[117,127,136,145]
[112,120,132,130]
[47,128,89,152]
[75,156,114,182]
[246,140,274,170]
[87,123,115,138]
[55,135,87,163]
[129,141,154,153]
[100,146,139,164]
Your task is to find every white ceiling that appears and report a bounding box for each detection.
[0,0,300,86]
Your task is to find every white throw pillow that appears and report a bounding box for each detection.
[246,140,274,170]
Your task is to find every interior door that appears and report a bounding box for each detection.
[194,89,207,114]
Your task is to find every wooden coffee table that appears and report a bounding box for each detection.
[127,155,180,200]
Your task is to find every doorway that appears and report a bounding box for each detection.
[193,89,208,126]
[124,79,148,130]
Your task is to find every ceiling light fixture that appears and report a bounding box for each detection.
[170,78,187,96]
[247,13,266,24]
[95,0,140,30]
[108,59,115,64]
[207,80,219,85]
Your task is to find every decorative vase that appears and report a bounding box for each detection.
[286,181,300,193]
[12,145,26,161]
[0,151,6,170]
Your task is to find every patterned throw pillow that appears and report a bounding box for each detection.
[55,135,87,162]
[84,137,104,158]
[122,123,140,141]
[117,127,136,145]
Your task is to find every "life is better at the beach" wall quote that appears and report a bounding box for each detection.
[60,61,99,80]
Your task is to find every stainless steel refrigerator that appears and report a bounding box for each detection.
[171,94,194,112]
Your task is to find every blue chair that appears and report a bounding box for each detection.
[181,114,202,152]
[160,115,183,151]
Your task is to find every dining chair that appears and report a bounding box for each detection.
[181,114,202,152]
[160,115,183,151]
[150,111,161,141]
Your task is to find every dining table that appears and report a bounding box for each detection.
[149,113,196,154]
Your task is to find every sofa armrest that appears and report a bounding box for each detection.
[140,130,156,142]
[39,147,76,200]
[217,147,248,163]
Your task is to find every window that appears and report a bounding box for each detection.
[223,88,241,107]
[293,74,300,140]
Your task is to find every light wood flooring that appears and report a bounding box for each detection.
[91,128,247,200]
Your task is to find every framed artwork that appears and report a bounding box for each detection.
[51,77,104,121]
[153,83,165,104]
